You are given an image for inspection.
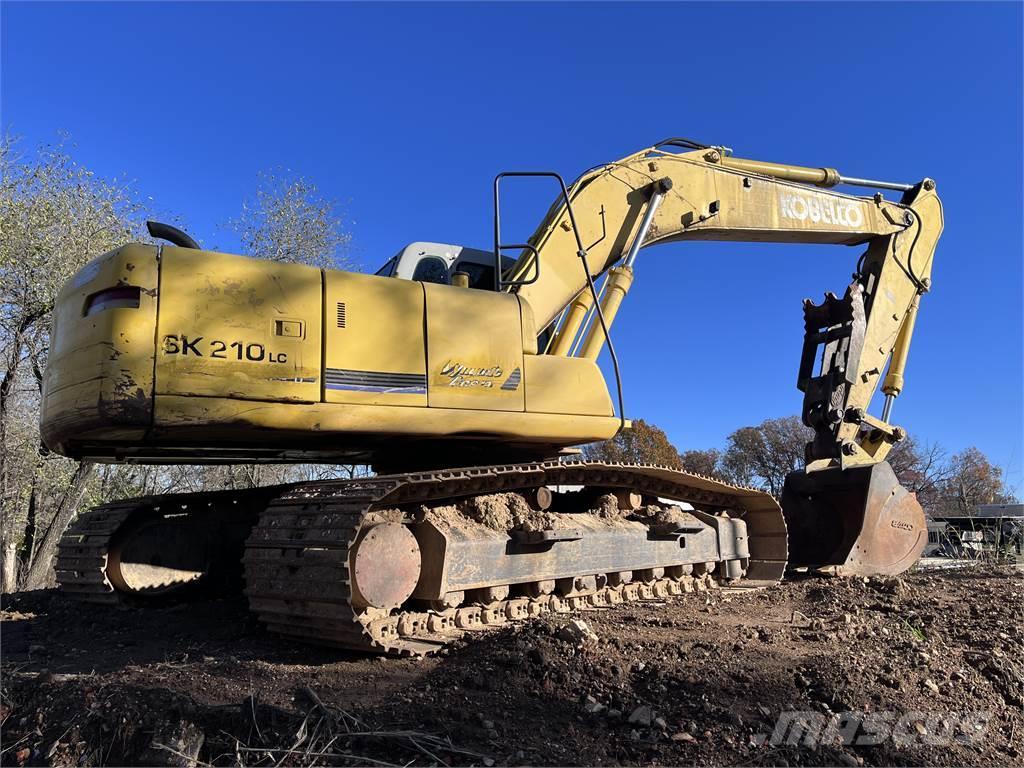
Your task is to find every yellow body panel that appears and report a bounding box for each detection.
[324,270,428,407]
[41,244,620,463]
[150,395,617,445]
[524,356,612,416]
[40,244,158,444]
[156,248,322,403]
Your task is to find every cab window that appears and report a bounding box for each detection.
[412,256,449,284]
[454,261,496,290]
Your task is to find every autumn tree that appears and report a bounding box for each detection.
[679,448,723,477]
[886,435,949,512]
[935,447,1016,514]
[720,416,811,496]
[584,419,683,467]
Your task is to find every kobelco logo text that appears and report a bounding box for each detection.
[780,192,864,228]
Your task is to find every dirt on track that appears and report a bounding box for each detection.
[1,565,1021,767]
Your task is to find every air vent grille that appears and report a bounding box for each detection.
[336,302,346,328]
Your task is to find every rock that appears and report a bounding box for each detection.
[481,719,495,730]
[28,644,45,655]
[557,619,598,647]
[654,716,668,730]
[671,731,696,742]
[923,678,940,694]
[580,695,604,714]
[629,729,641,742]
[483,759,495,767]
[836,751,859,766]
[628,705,653,726]
[606,709,622,719]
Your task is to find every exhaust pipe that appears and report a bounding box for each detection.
[146,220,200,250]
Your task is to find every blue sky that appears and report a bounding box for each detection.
[3,2,1022,493]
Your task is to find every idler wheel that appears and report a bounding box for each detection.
[351,523,422,609]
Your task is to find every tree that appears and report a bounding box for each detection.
[720,416,811,496]
[679,448,723,478]
[935,447,1016,514]
[229,170,352,270]
[0,135,149,590]
[584,419,683,467]
[886,435,949,512]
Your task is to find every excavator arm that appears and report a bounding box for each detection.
[508,139,942,472]
[505,140,943,575]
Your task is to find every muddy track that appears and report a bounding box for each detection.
[242,461,788,654]
[56,461,786,655]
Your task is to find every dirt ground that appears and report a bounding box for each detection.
[2,565,1021,767]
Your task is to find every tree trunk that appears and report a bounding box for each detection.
[1,540,19,593]
[23,461,95,590]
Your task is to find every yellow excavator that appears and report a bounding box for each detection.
[42,138,942,654]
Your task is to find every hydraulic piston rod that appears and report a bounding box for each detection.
[717,155,913,192]
[881,293,922,422]
[580,179,670,359]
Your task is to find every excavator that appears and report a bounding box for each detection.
[41,138,942,654]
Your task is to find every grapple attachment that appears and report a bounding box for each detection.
[781,461,925,577]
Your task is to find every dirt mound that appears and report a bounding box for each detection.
[426,492,576,533]
[2,565,1020,766]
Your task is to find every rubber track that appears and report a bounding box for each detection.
[242,461,787,656]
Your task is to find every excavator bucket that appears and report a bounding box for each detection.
[781,461,926,577]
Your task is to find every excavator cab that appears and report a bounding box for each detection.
[375,242,515,290]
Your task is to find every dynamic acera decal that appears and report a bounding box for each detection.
[439,361,505,389]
